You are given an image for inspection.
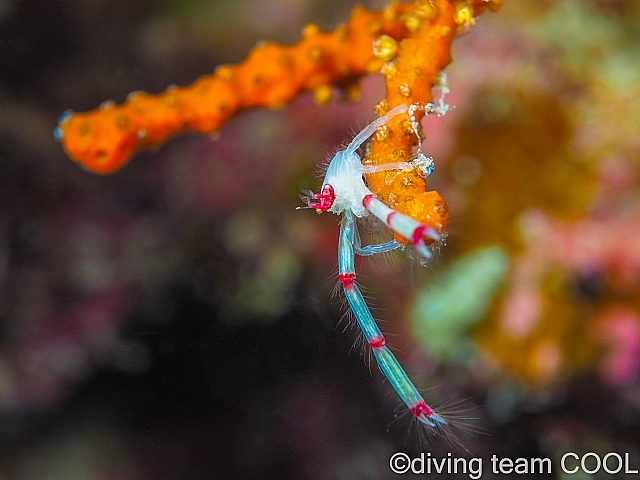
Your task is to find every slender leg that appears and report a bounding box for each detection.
[354,231,401,256]
[345,105,408,156]
[338,213,445,427]
[360,154,434,177]
[361,162,413,174]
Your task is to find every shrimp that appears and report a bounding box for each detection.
[300,104,462,443]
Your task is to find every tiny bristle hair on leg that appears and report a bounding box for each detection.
[358,285,378,305]
[365,298,384,316]
[350,329,367,349]
[420,421,469,454]
[337,306,354,332]
[359,212,388,234]
[400,411,470,454]
[389,392,484,453]
[315,147,340,179]
[326,266,344,302]
[323,264,340,293]
[431,396,485,433]
[424,396,486,454]
[347,330,375,371]
[348,278,383,313]
[331,281,343,302]
[381,333,404,356]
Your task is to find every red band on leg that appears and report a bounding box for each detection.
[339,272,355,289]
[410,400,435,418]
[362,194,376,209]
[386,211,397,227]
[369,336,385,348]
[411,225,427,245]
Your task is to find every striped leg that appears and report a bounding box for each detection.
[338,212,445,427]
[362,194,442,259]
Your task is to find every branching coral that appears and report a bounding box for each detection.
[56,0,500,235]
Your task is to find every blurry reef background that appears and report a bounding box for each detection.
[1,0,640,478]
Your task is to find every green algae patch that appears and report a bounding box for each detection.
[411,246,510,363]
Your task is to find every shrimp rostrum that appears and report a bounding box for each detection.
[300,104,454,439]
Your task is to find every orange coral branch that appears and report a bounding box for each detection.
[56,0,500,235]
[56,0,499,176]
[55,3,407,174]
[363,0,499,235]
[365,0,464,235]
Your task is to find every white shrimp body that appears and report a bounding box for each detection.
[322,150,371,217]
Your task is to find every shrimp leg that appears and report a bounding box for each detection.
[338,212,446,427]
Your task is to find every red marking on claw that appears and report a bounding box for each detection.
[339,272,355,288]
[369,336,385,348]
[410,400,435,419]
[386,211,397,226]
